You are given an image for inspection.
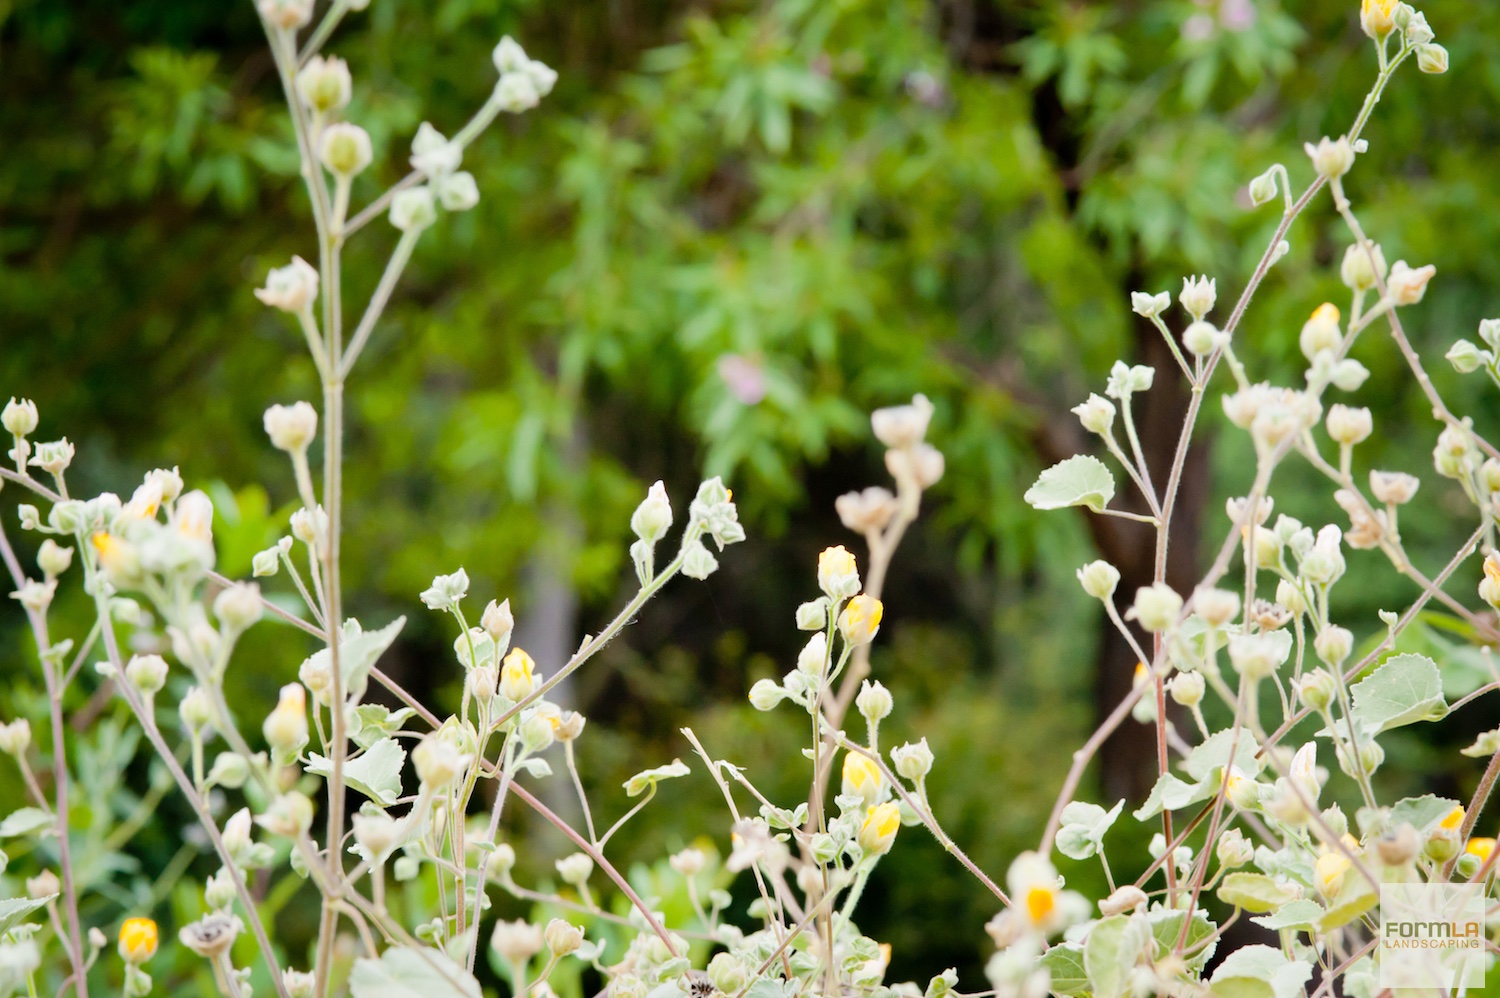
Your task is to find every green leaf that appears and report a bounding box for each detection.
[1084,914,1148,998]
[1250,899,1324,932]
[623,759,690,797]
[1024,455,1116,513]
[1349,653,1447,735]
[1133,772,1207,821]
[1318,877,1377,931]
[350,705,418,751]
[0,895,55,936]
[1148,910,1217,971]
[349,946,481,998]
[0,808,53,839]
[308,738,405,806]
[1182,728,1264,780]
[1217,873,1302,914]
[300,617,406,705]
[1387,794,1460,833]
[1209,945,1312,998]
[1056,798,1125,860]
[1038,943,1089,996]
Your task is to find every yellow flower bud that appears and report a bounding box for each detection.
[263,683,309,754]
[500,647,539,702]
[118,917,159,964]
[859,801,901,856]
[841,751,883,806]
[817,545,861,600]
[838,595,883,648]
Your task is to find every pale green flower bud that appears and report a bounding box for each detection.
[1130,290,1171,318]
[1127,583,1182,632]
[555,852,593,885]
[494,72,541,112]
[748,679,784,711]
[708,953,747,993]
[1179,275,1216,320]
[1313,625,1353,667]
[180,686,215,733]
[544,918,582,956]
[1247,166,1279,206]
[1192,587,1239,628]
[891,738,934,780]
[1295,669,1337,711]
[1070,393,1115,435]
[36,540,72,579]
[796,598,828,631]
[1076,560,1120,600]
[1216,828,1254,868]
[31,439,74,475]
[797,632,828,676]
[1326,404,1372,446]
[856,679,893,724]
[208,752,250,789]
[681,537,719,579]
[0,719,32,756]
[1417,43,1448,74]
[1446,339,1485,374]
[214,582,264,633]
[390,186,438,232]
[1304,135,1354,179]
[125,654,169,695]
[630,481,673,544]
[519,712,555,753]
[1340,242,1387,291]
[410,123,462,179]
[1168,671,1205,708]
[318,123,373,177]
[1182,320,1219,358]
[294,55,352,113]
[413,735,471,789]
[1425,825,1461,862]
[256,792,315,838]
[285,969,316,998]
[2,398,38,437]
[205,868,238,910]
[251,547,281,577]
[222,808,254,864]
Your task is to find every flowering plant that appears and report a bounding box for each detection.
[0,2,1494,998]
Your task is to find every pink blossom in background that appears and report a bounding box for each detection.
[718,353,767,405]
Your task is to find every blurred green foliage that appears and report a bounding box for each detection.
[5,0,1500,993]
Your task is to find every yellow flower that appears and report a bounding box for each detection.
[1311,302,1340,325]
[842,751,883,805]
[817,545,860,599]
[859,802,900,856]
[263,683,308,753]
[1025,883,1057,926]
[1360,0,1396,39]
[838,595,884,648]
[1315,851,1351,897]
[91,532,140,585]
[1133,661,1150,688]
[1440,805,1466,831]
[500,648,539,702]
[1465,837,1496,863]
[118,917,158,964]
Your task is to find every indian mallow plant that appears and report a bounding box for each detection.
[0,0,1495,996]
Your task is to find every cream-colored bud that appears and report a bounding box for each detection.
[1417,43,1448,74]
[413,735,471,789]
[555,852,593,885]
[25,871,59,900]
[1387,260,1437,305]
[1295,669,1338,711]
[263,401,318,453]
[2,398,38,437]
[481,598,515,643]
[870,394,934,449]
[1070,393,1115,435]
[1193,587,1240,628]
[544,919,583,956]
[125,654,169,695]
[1326,405,1373,446]
[1304,136,1354,180]
[1179,275,1216,320]
[255,257,319,313]
[835,487,898,534]
[257,792,315,837]
[1216,829,1254,868]
[262,684,308,754]
[1340,242,1388,291]
[1127,583,1182,633]
[885,442,944,489]
[36,540,72,579]
[295,55,352,113]
[1098,885,1148,916]
[856,679,893,723]
[390,186,438,232]
[1370,470,1419,505]
[797,632,828,676]
[491,919,544,966]
[631,481,673,544]
[1076,560,1120,600]
[318,122,373,177]
[214,582,263,632]
[1168,671,1205,708]
[1182,320,1219,358]
[1313,625,1353,667]
[748,679,784,711]
[352,811,402,860]
[669,848,705,877]
[0,719,32,756]
[1299,303,1342,360]
[891,738,934,780]
[179,686,215,733]
[222,808,254,863]
[469,664,499,704]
